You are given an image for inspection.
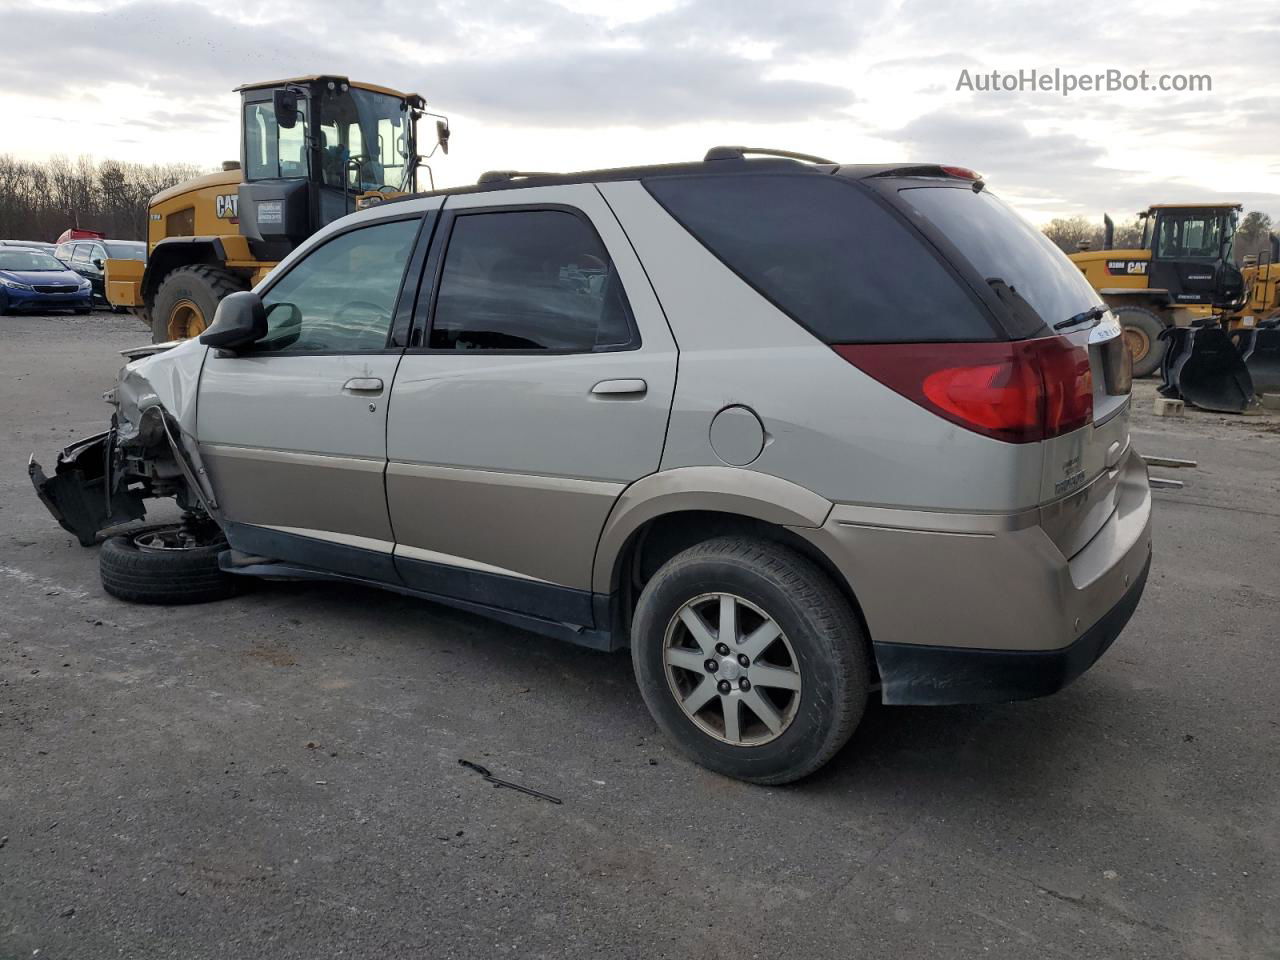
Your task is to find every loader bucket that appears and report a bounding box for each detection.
[1158,324,1255,413]
[1230,323,1280,396]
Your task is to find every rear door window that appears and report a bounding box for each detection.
[897,185,1103,331]
[428,209,636,352]
[643,174,999,343]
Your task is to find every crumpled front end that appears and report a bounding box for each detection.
[29,339,213,546]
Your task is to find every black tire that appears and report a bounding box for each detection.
[74,306,91,315]
[631,536,869,785]
[150,265,246,343]
[1112,305,1168,378]
[99,523,238,605]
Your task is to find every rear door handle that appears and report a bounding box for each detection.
[343,377,384,394]
[590,378,647,397]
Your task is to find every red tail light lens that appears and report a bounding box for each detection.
[833,338,1092,443]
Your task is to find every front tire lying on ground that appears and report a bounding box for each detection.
[631,536,870,785]
[100,521,238,604]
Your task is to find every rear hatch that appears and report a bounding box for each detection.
[881,176,1133,556]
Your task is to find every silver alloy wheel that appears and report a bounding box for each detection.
[662,592,802,746]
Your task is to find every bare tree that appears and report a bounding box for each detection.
[1234,211,1274,264]
[1043,215,1145,253]
[0,154,208,242]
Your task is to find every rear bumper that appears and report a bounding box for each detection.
[872,553,1149,704]
[792,447,1153,705]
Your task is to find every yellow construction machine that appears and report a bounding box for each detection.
[1069,204,1246,377]
[106,75,449,342]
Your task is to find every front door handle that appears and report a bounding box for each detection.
[343,377,384,394]
[590,378,647,397]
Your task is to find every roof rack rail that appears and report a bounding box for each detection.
[704,146,836,164]
[476,169,558,185]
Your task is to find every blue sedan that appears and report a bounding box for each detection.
[0,248,93,314]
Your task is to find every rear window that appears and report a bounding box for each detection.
[898,186,1102,331]
[104,242,146,260]
[643,174,998,343]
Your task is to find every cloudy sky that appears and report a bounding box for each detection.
[2,0,1278,224]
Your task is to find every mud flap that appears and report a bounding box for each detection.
[28,431,146,547]
[1158,324,1255,413]
[1230,322,1280,396]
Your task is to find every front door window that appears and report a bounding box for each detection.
[255,218,420,353]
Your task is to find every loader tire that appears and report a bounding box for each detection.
[1112,305,1168,378]
[151,265,246,343]
[100,522,238,605]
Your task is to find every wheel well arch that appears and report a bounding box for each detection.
[604,508,875,672]
[142,238,228,303]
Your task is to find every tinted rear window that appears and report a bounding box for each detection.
[643,174,998,343]
[898,186,1102,331]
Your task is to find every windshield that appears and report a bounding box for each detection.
[900,185,1103,330]
[0,250,66,271]
[317,87,414,193]
[104,242,146,260]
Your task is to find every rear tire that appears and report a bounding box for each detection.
[150,265,246,343]
[631,536,869,785]
[1112,305,1167,378]
[100,522,238,605]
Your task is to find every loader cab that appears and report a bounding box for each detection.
[1141,204,1244,310]
[236,76,427,261]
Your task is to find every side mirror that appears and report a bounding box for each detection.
[436,119,450,156]
[92,258,104,269]
[200,291,266,350]
[273,89,300,130]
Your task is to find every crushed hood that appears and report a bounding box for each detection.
[112,336,208,445]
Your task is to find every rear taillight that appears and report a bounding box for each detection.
[833,338,1093,443]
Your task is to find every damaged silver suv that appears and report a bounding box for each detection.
[31,148,1152,784]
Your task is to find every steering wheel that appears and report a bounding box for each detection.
[332,300,388,326]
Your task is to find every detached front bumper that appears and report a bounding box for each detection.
[29,431,145,546]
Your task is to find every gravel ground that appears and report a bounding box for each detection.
[1,311,1277,959]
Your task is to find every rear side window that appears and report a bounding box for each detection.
[643,174,997,343]
[429,210,635,352]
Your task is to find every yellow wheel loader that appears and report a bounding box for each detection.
[105,75,449,342]
[1069,204,1245,377]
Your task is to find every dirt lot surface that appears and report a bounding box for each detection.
[2,312,1278,958]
